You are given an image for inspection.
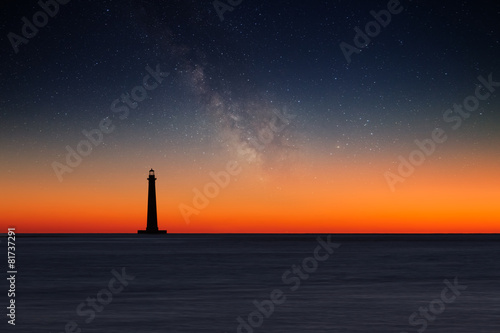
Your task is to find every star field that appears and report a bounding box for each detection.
[1,0,499,232]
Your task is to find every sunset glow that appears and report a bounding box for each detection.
[1,1,499,234]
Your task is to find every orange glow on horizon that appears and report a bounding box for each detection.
[3,148,499,234]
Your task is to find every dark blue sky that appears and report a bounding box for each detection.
[1,0,499,174]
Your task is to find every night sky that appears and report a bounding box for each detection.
[1,0,499,232]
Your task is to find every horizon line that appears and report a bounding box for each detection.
[4,232,500,235]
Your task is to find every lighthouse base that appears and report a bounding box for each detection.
[137,229,167,234]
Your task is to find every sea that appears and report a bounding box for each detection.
[6,234,500,332]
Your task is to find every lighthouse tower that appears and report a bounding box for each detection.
[138,169,167,234]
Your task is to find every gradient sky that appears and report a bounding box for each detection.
[1,0,499,233]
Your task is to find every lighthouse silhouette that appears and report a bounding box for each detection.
[138,169,167,234]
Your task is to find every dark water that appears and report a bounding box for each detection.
[6,234,500,332]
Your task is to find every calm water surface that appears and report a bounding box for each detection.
[9,234,500,332]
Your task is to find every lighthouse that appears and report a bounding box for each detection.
[138,169,167,234]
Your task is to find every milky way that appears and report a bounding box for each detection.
[1,0,499,232]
